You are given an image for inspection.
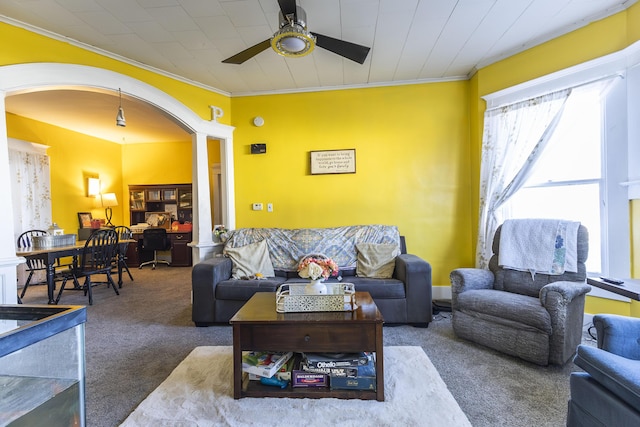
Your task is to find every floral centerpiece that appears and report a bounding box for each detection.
[298,254,339,285]
[213,225,228,242]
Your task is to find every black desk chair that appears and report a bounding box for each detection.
[113,225,134,286]
[139,228,171,270]
[55,228,119,305]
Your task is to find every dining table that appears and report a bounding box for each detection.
[16,239,132,304]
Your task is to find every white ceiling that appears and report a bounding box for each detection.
[1,0,637,143]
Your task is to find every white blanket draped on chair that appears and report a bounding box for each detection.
[499,219,580,278]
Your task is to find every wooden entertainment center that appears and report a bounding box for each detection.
[128,184,192,225]
[127,184,193,267]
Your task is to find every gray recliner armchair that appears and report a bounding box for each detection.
[567,314,640,426]
[450,221,591,365]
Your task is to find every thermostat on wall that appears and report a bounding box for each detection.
[251,143,266,154]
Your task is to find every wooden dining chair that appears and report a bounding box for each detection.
[113,225,134,286]
[55,228,119,305]
[17,229,53,300]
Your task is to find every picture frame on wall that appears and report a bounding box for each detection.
[310,149,356,175]
[77,212,93,229]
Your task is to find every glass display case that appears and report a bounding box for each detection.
[178,188,192,209]
[0,305,87,426]
[130,190,145,211]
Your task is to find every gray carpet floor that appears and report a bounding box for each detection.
[19,266,594,426]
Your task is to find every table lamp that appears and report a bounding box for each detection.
[100,193,118,227]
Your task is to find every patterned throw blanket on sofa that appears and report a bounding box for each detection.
[224,225,400,271]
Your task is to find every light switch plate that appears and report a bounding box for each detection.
[252,203,263,211]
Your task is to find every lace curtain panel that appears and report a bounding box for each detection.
[9,142,52,285]
[475,89,571,268]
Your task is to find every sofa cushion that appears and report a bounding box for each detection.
[457,289,552,334]
[356,243,399,278]
[224,239,275,279]
[216,278,285,301]
[347,277,406,299]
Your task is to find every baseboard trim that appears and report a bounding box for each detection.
[432,286,452,301]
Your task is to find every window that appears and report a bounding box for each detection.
[503,79,627,275]
[505,85,602,272]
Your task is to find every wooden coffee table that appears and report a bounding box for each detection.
[230,291,385,401]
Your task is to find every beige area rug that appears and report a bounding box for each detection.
[120,346,471,427]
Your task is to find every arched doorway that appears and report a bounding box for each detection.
[0,63,235,303]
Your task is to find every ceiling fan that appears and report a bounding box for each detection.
[222,0,370,65]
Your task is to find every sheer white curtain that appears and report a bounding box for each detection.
[476,89,571,268]
[10,140,52,286]
[9,139,52,238]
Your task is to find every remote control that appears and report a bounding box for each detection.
[600,277,624,285]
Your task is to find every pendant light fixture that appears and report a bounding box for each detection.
[116,88,126,127]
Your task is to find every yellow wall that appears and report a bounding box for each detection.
[7,112,195,233]
[633,200,640,278]
[586,297,640,318]
[230,82,473,286]
[3,3,640,304]
[0,23,231,125]
[0,21,218,232]
[7,113,123,233]
[470,3,640,315]
[121,140,193,224]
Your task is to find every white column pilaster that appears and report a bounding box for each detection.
[191,132,215,262]
[0,91,22,303]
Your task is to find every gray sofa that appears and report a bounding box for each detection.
[192,225,432,326]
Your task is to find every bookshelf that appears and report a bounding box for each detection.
[128,184,192,226]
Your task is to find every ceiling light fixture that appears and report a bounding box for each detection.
[116,88,126,127]
[271,8,315,58]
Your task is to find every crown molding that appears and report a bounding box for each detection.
[0,15,231,98]
[0,15,468,99]
[483,40,640,109]
[229,75,468,98]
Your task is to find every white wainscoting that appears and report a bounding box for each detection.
[0,257,21,304]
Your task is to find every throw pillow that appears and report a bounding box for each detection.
[225,239,275,279]
[356,243,400,278]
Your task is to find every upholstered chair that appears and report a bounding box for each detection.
[450,221,591,365]
[567,314,640,426]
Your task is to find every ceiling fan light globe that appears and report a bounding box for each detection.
[271,26,315,58]
[281,36,306,53]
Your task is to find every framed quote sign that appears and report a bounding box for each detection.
[310,149,356,175]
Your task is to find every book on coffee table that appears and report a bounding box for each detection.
[242,351,293,378]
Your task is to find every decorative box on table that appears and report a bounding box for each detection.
[32,234,77,248]
[276,283,356,313]
[0,305,87,426]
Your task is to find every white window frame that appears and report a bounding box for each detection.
[483,41,640,278]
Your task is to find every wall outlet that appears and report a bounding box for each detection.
[267,203,273,212]
[252,203,263,211]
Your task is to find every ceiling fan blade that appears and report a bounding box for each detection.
[222,39,271,64]
[312,33,370,64]
[278,0,297,20]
